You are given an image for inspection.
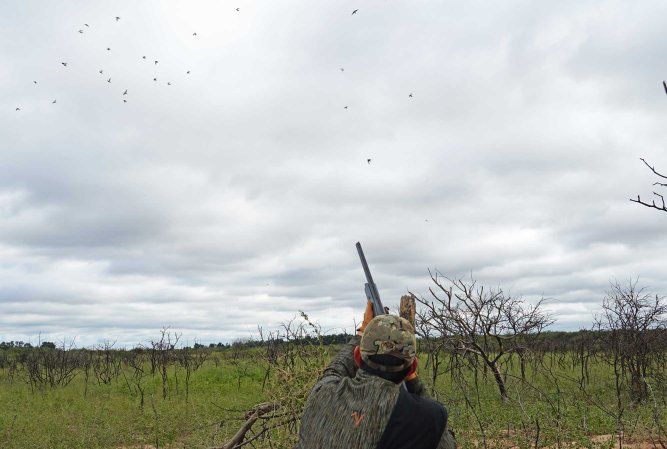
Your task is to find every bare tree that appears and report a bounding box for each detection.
[177,344,209,403]
[150,327,181,399]
[20,338,79,391]
[630,158,667,212]
[415,271,553,401]
[93,340,121,385]
[594,278,667,403]
[125,350,148,409]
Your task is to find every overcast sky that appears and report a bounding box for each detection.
[2,0,666,348]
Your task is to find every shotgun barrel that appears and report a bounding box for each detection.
[355,242,385,316]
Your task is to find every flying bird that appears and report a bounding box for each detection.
[84,23,89,27]
[61,62,68,67]
[142,56,146,59]
[236,7,240,11]
[154,60,158,65]
[352,9,358,15]
[115,16,120,21]
[153,77,157,81]
[409,93,413,97]
[340,68,344,72]
[123,99,127,103]
[52,99,56,104]
[663,81,667,95]
[15,107,20,111]
[123,90,127,95]
[192,32,197,36]
[367,158,371,164]
[344,105,348,109]
[33,80,37,84]
[186,70,190,74]
[99,69,103,74]
[107,77,111,83]
[167,82,171,85]
[78,30,84,33]
[107,47,111,51]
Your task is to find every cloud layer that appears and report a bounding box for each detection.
[1,0,666,347]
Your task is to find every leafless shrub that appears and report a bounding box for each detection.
[414,271,553,401]
[124,350,148,409]
[176,343,210,403]
[93,340,122,385]
[594,278,667,403]
[211,311,330,449]
[149,327,181,399]
[20,339,79,391]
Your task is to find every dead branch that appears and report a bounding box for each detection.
[210,402,280,449]
[631,159,667,212]
[640,158,667,179]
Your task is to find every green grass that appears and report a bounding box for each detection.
[421,353,667,449]
[0,357,268,449]
[1,348,666,449]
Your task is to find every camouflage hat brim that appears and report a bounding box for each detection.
[361,354,412,373]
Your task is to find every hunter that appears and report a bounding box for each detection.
[295,302,456,449]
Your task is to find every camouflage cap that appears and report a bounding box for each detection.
[360,315,417,372]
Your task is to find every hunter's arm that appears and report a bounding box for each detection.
[317,335,360,386]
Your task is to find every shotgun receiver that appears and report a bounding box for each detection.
[355,242,385,316]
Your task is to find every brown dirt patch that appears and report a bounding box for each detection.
[470,434,665,449]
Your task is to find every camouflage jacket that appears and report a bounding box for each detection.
[295,336,456,449]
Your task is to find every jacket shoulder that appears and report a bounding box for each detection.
[376,387,447,449]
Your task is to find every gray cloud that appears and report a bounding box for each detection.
[1,0,667,347]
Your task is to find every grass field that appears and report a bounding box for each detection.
[1,341,666,449]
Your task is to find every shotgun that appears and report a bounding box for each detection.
[355,242,385,316]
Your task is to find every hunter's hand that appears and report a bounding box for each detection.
[356,300,374,336]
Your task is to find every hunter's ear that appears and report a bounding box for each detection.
[353,346,362,368]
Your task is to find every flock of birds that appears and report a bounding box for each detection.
[13,8,416,167]
[14,9,413,115]
[14,14,200,110]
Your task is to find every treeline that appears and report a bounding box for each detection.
[3,329,665,353]
[0,332,351,352]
